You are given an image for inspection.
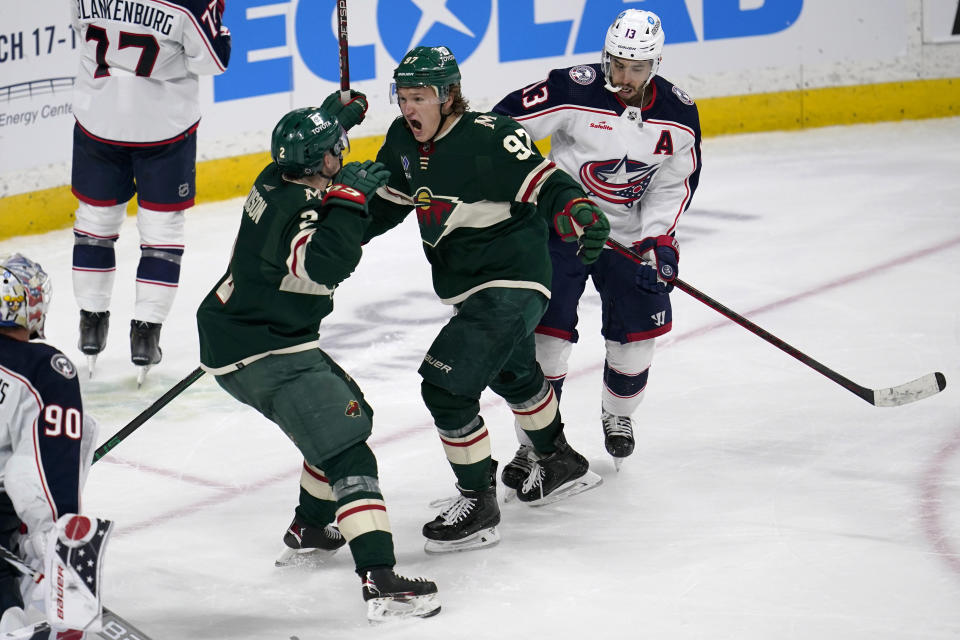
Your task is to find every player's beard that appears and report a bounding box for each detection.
[619,83,646,108]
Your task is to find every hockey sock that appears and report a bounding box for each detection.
[324,443,396,570]
[72,201,126,312]
[134,208,184,322]
[294,462,337,526]
[602,339,655,415]
[509,379,562,454]
[437,416,492,491]
[421,381,494,490]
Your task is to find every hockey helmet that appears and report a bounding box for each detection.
[271,107,348,179]
[0,253,51,340]
[391,46,461,104]
[601,9,665,91]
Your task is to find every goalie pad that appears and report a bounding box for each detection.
[43,515,113,633]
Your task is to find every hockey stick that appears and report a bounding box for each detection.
[337,0,350,102]
[92,366,206,463]
[0,543,155,640]
[605,238,947,407]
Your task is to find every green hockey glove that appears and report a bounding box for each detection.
[554,198,610,264]
[324,160,390,213]
[320,90,368,131]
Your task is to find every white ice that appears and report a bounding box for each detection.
[2,117,960,640]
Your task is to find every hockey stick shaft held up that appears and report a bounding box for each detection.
[337,0,350,102]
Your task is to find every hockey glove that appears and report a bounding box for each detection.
[634,235,679,294]
[554,198,610,264]
[324,160,390,213]
[320,90,369,131]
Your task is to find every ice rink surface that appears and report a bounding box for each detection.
[2,117,959,639]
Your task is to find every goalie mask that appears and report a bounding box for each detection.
[271,107,349,179]
[390,46,461,104]
[0,252,51,340]
[601,9,665,93]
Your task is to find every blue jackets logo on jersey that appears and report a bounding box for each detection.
[579,157,659,207]
[569,65,597,85]
[50,353,77,379]
[378,1,491,64]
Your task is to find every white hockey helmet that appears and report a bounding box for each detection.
[0,253,51,339]
[602,9,665,92]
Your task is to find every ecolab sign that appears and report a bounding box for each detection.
[215,0,803,101]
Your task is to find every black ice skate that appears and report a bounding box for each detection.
[422,482,501,554]
[275,515,346,568]
[130,320,162,387]
[360,568,440,622]
[78,310,110,377]
[500,444,534,491]
[602,410,636,471]
[517,434,602,506]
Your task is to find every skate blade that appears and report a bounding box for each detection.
[274,546,339,568]
[524,470,603,507]
[135,365,152,388]
[613,456,625,472]
[86,355,97,379]
[367,593,441,623]
[423,527,500,555]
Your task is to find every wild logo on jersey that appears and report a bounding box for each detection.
[414,187,462,246]
[579,156,659,207]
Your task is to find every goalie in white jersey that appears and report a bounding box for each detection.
[494,9,702,473]
[69,0,231,384]
[0,254,111,635]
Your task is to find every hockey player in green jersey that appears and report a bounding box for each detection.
[196,107,440,622]
[363,46,611,553]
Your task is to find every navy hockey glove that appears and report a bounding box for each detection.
[634,235,679,294]
[320,90,368,131]
[554,198,610,264]
[324,160,390,213]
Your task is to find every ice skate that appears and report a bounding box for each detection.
[428,459,499,509]
[602,410,635,471]
[423,482,501,554]
[275,515,346,568]
[500,444,534,491]
[517,434,602,506]
[130,320,162,387]
[361,568,440,622]
[78,310,109,377]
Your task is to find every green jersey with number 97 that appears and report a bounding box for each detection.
[367,111,587,305]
